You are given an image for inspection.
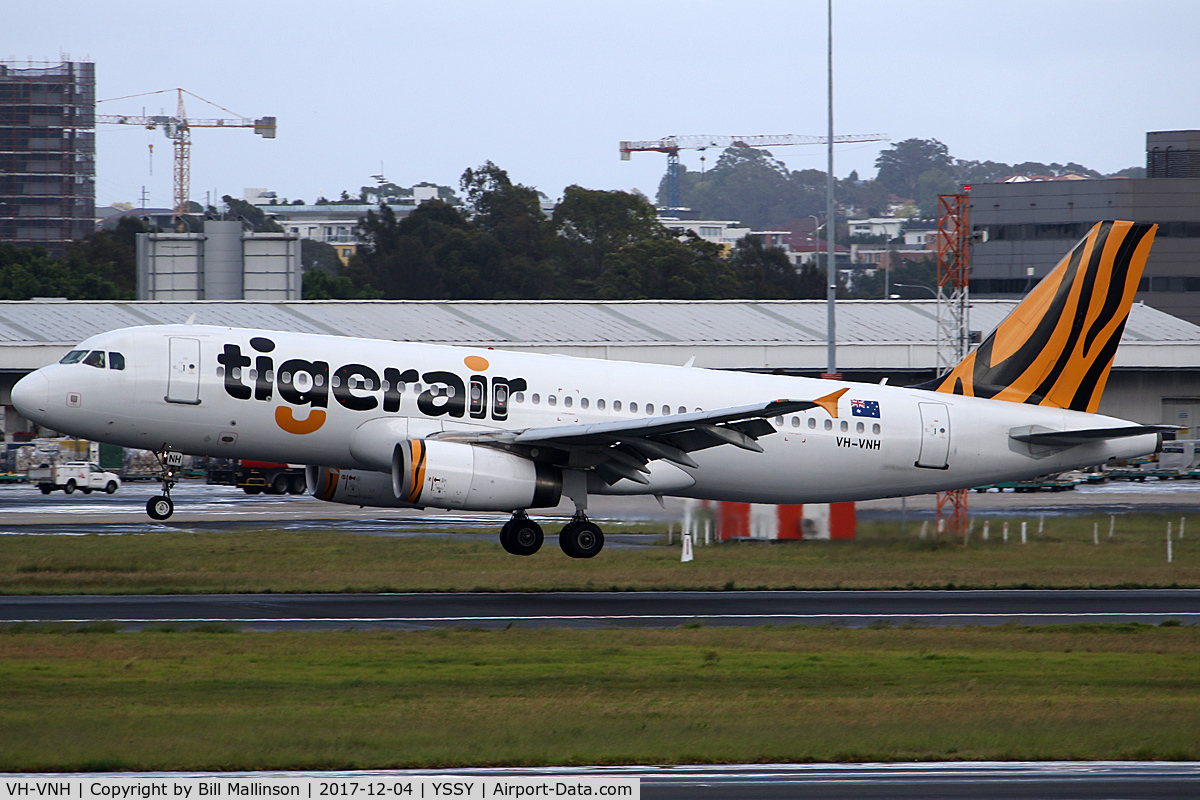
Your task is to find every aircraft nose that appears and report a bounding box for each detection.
[11,370,49,423]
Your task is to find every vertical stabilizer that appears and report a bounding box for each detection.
[931,220,1156,412]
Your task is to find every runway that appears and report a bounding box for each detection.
[33,763,1200,799]
[2,588,1197,630]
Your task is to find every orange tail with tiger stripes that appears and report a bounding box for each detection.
[930,220,1156,413]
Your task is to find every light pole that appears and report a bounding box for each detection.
[892,282,937,299]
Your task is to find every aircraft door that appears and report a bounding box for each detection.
[916,402,950,469]
[166,337,202,405]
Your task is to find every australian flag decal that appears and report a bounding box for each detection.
[851,399,880,418]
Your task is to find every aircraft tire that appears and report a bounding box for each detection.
[105,482,118,494]
[147,495,174,521]
[64,480,76,494]
[559,520,604,559]
[507,518,544,556]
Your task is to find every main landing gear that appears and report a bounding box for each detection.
[498,511,606,558]
[146,449,184,521]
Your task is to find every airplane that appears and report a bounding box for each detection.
[11,220,1171,558]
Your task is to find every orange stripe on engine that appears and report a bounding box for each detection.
[320,468,340,501]
[408,440,426,504]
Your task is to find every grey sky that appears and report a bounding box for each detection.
[9,0,1198,209]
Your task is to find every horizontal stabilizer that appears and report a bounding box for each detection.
[1009,424,1175,448]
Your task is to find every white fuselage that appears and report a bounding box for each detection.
[13,324,1158,505]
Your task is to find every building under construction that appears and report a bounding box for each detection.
[0,61,95,257]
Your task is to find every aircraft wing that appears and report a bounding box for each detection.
[1009,424,1176,448]
[433,391,845,486]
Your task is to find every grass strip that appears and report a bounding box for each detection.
[0,513,1197,594]
[1,624,1197,770]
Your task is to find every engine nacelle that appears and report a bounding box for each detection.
[393,440,562,511]
[306,465,417,508]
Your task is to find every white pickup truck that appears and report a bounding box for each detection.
[29,462,121,495]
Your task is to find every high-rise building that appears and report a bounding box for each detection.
[0,60,96,257]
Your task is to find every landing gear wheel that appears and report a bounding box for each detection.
[147,495,174,521]
[559,518,604,559]
[500,516,544,556]
[64,480,76,494]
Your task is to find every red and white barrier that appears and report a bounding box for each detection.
[705,501,856,540]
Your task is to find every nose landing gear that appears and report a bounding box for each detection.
[146,449,183,521]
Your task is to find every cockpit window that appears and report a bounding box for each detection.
[108,352,126,370]
[82,350,105,369]
[60,350,87,364]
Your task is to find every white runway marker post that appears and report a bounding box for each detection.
[920,520,928,540]
[1039,515,1045,534]
[667,523,673,545]
[1182,517,1186,540]
[982,520,990,541]
[1110,514,1115,539]
[1168,524,1173,564]
[1021,521,1027,544]
[1094,522,1099,546]
[682,531,694,562]
[704,520,711,546]
[1003,521,1009,543]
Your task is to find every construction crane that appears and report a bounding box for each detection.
[934,192,972,541]
[619,133,888,210]
[97,88,276,222]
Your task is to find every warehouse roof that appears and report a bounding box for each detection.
[0,299,1196,372]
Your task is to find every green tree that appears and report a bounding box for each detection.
[301,269,382,299]
[554,186,665,286]
[63,215,149,297]
[220,195,284,233]
[0,243,128,300]
[300,239,343,276]
[668,148,823,230]
[594,235,737,300]
[874,138,954,199]
[728,235,807,299]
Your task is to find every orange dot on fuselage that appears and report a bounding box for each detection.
[464,355,490,371]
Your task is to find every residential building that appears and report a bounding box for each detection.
[0,60,95,257]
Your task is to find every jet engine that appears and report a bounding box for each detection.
[306,465,416,508]
[394,440,562,511]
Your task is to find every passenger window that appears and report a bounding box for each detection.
[856,422,865,433]
[791,417,800,428]
[646,403,654,414]
[59,350,87,364]
[663,406,670,415]
[678,406,686,414]
[824,419,832,431]
[549,395,557,406]
[82,350,105,369]
[613,400,622,411]
[872,423,881,435]
[840,420,849,432]
[514,392,525,403]
[774,416,783,426]
[597,399,605,410]
[580,398,589,409]
[532,393,540,405]
[108,352,126,370]
[564,396,573,408]
[808,417,816,429]
[629,402,637,413]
